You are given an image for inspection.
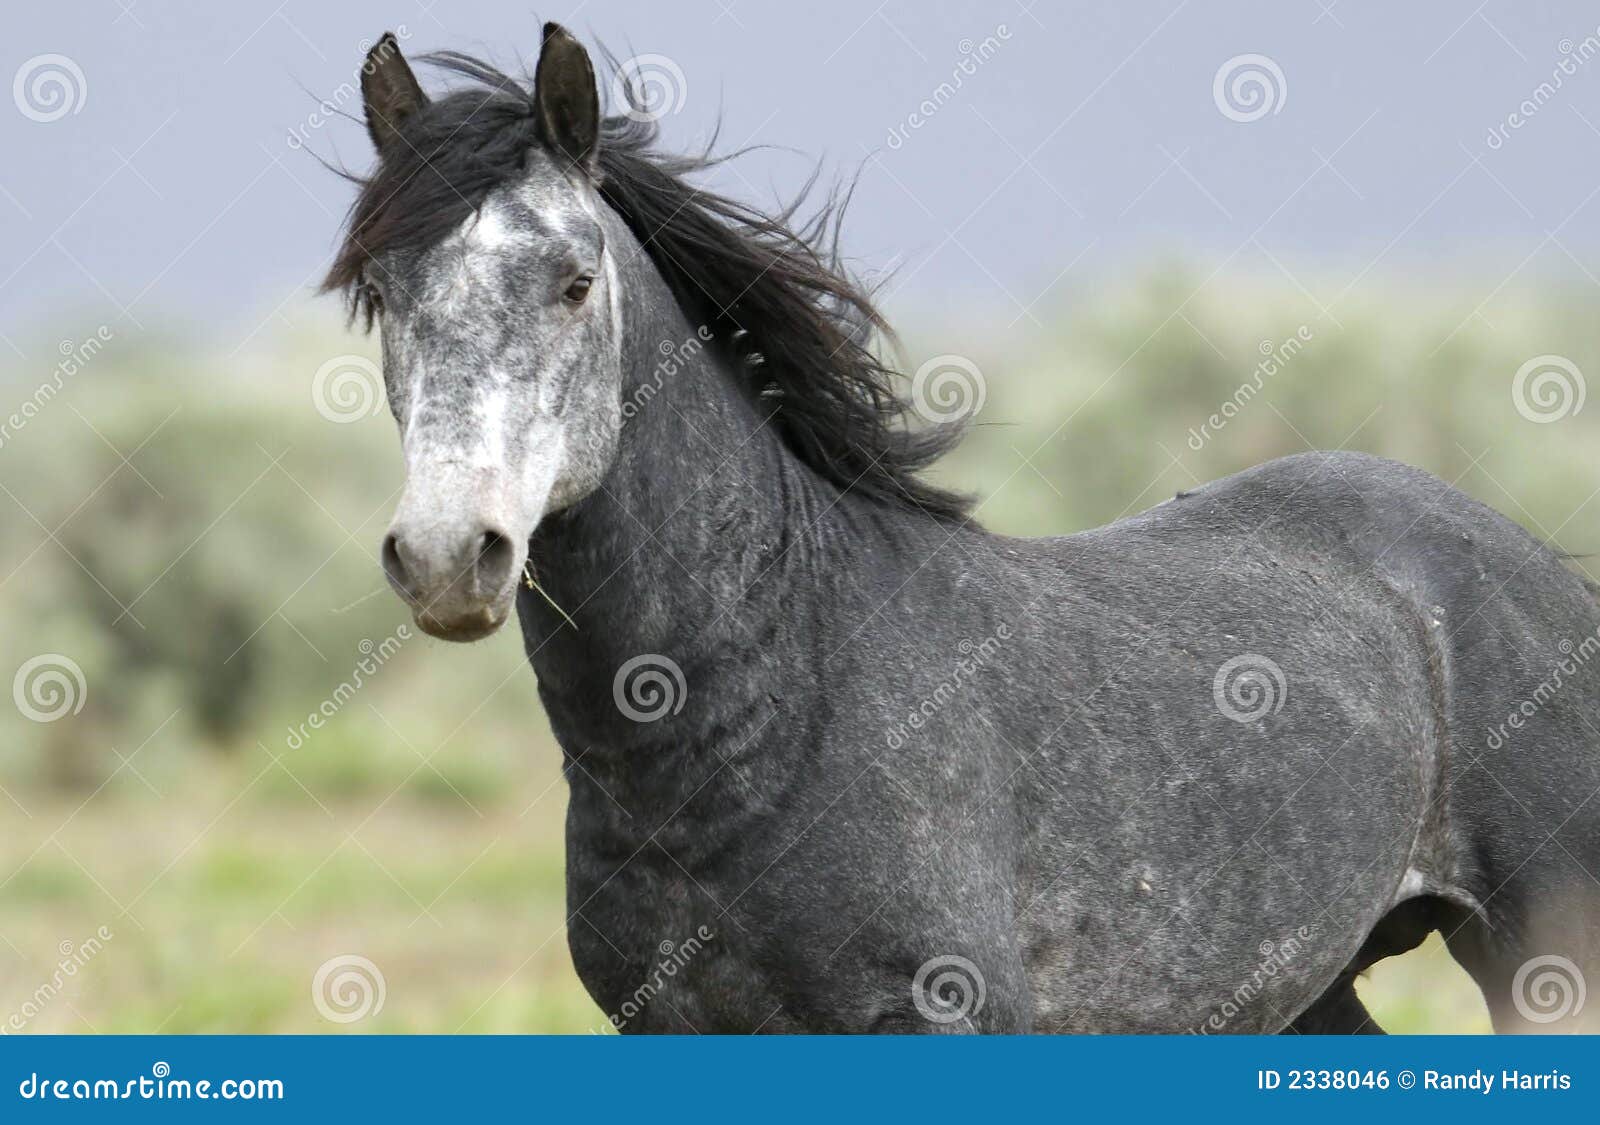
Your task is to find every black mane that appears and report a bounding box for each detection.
[323,52,971,522]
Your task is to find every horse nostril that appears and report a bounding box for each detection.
[382,532,415,597]
[475,528,516,594]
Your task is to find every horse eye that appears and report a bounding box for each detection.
[564,275,594,304]
[359,269,386,314]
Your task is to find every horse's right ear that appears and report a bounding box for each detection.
[360,32,428,153]
[533,22,599,174]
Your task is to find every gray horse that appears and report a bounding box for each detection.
[326,24,1600,1033]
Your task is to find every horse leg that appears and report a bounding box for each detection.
[1284,977,1384,1034]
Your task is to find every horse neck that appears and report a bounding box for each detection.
[519,210,840,754]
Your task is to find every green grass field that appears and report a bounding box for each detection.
[1,740,606,1034]
[0,751,1492,1034]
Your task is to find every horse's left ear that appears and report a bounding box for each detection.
[533,22,599,174]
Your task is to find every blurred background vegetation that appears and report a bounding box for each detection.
[6,267,1600,1033]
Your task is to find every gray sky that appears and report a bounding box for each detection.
[4,1,1600,349]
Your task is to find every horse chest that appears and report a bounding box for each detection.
[565,843,789,1033]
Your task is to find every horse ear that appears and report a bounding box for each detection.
[360,32,428,153]
[533,22,599,174]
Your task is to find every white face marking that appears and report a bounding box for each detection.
[476,382,508,470]
[377,155,627,639]
[519,419,568,521]
[436,199,535,311]
[466,204,511,249]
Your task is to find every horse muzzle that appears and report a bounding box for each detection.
[381,517,521,643]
